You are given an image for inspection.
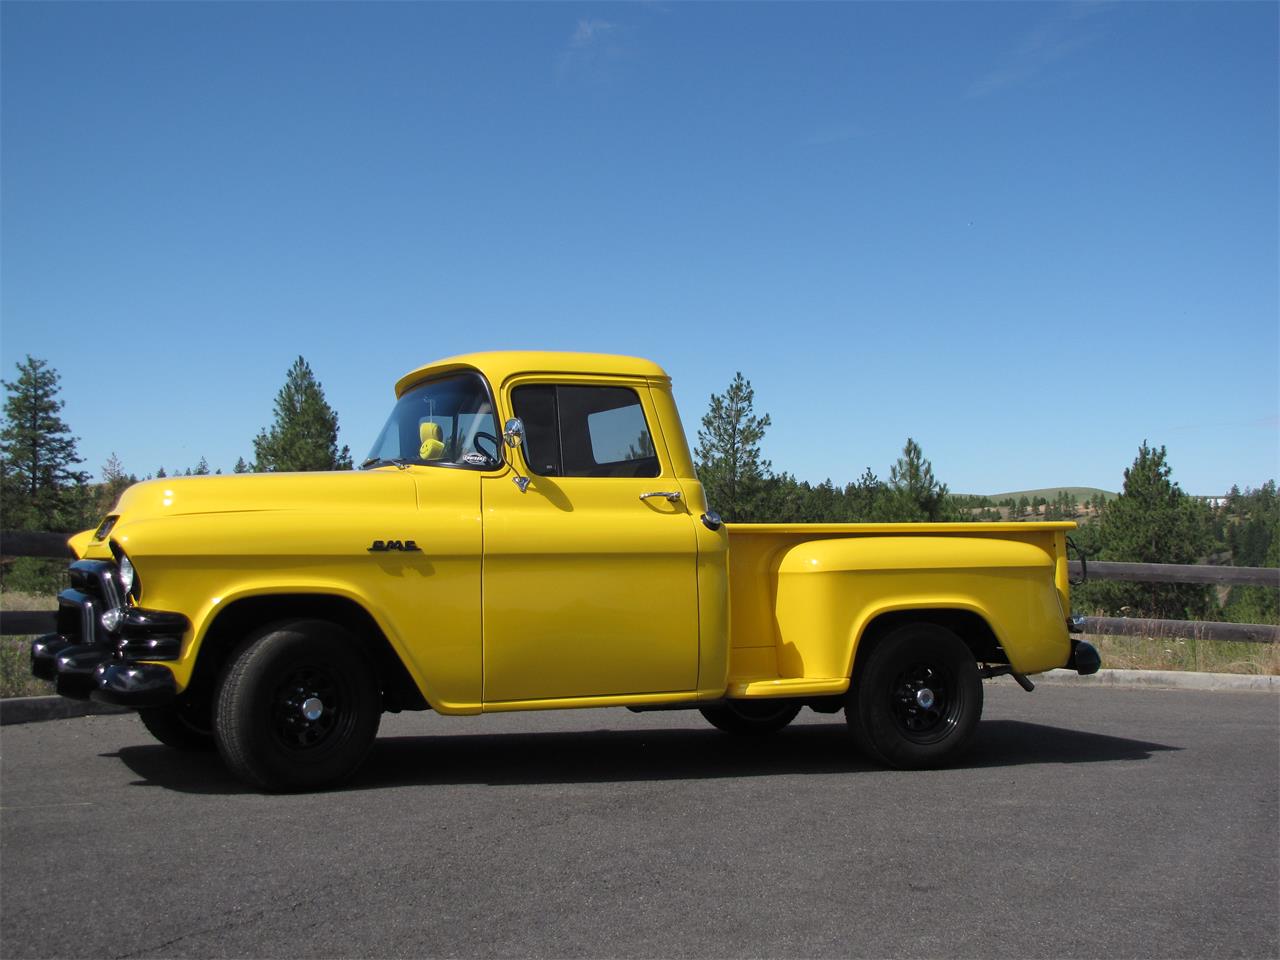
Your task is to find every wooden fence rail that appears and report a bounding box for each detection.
[1069,560,1279,588]
[1079,616,1278,644]
[1,530,74,559]
[3,530,1278,642]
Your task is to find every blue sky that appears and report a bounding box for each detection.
[3,1,1276,496]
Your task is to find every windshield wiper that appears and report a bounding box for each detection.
[360,457,410,470]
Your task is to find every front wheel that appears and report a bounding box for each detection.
[699,698,801,736]
[846,624,982,769]
[138,699,216,752]
[214,620,382,791]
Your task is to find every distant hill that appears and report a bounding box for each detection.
[952,486,1117,523]
[978,487,1118,502]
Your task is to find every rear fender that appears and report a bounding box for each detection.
[773,536,1070,678]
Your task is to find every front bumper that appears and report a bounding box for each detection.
[30,559,187,708]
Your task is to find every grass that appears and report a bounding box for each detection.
[1087,632,1280,675]
[0,591,58,613]
[0,638,54,698]
[1,591,57,699]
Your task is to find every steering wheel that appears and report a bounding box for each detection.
[471,431,501,467]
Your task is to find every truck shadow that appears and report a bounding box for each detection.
[104,719,1178,795]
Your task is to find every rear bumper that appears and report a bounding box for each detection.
[1066,639,1101,675]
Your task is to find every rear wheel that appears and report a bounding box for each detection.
[846,623,982,769]
[137,699,215,752]
[214,620,382,792]
[699,698,801,736]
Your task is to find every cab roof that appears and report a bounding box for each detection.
[394,351,670,397]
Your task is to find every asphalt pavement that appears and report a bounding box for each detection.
[2,683,1277,959]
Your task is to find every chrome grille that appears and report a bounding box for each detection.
[56,560,123,646]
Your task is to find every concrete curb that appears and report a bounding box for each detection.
[0,696,130,726]
[1031,668,1280,692]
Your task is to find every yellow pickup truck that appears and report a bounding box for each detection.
[32,352,1098,790]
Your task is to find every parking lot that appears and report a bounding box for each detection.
[2,683,1277,959]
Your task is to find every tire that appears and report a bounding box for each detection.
[699,698,801,736]
[137,699,216,752]
[846,623,982,769]
[214,620,382,792]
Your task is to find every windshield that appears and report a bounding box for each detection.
[364,373,500,470]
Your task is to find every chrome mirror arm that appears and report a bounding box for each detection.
[503,418,531,494]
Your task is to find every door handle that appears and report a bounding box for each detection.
[639,491,682,502]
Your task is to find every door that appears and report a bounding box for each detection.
[482,379,700,703]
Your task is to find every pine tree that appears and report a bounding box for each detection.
[1094,441,1214,619]
[0,356,90,530]
[808,479,841,522]
[759,471,809,522]
[845,467,885,521]
[879,438,951,521]
[253,357,353,472]
[233,457,251,474]
[1219,481,1279,625]
[96,452,136,516]
[695,372,772,521]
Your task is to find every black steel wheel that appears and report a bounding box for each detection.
[699,698,801,736]
[137,698,215,752]
[214,620,382,792]
[846,623,982,769]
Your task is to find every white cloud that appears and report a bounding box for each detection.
[558,18,631,82]
[570,19,615,49]
[967,3,1110,99]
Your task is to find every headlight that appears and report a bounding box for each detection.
[101,607,123,632]
[118,554,136,596]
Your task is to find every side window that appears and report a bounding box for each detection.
[511,385,560,476]
[512,385,661,478]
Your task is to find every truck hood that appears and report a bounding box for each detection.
[109,470,418,523]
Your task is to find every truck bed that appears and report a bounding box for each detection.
[723,522,1076,696]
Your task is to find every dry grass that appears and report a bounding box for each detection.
[0,591,58,612]
[1088,632,1280,675]
[0,639,54,698]
[1,591,57,698]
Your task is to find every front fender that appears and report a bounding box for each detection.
[152,570,482,714]
[176,580,422,691]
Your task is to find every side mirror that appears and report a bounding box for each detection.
[502,418,530,492]
[503,418,524,449]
